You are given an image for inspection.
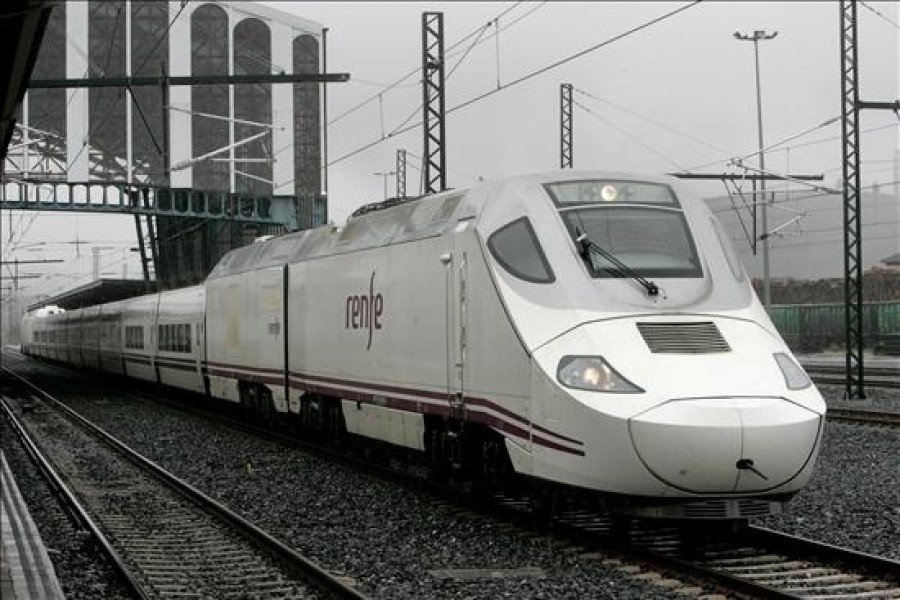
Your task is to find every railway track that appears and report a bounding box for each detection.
[440,492,900,599]
[5,353,899,599]
[806,365,900,390]
[100,386,900,599]
[826,407,900,426]
[1,367,367,600]
[574,517,900,599]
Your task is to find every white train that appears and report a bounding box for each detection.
[21,171,826,519]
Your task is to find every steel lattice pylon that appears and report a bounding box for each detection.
[560,83,573,169]
[839,0,864,399]
[396,149,407,198]
[421,12,447,194]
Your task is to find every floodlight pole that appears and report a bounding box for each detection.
[735,29,777,306]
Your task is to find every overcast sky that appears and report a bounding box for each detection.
[278,1,898,219]
[4,1,898,297]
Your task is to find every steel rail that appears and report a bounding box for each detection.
[8,352,899,599]
[77,382,864,600]
[813,376,900,390]
[0,396,151,600]
[608,545,800,599]
[805,365,899,378]
[826,407,900,426]
[807,365,900,390]
[616,524,900,600]
[2,366,370,600]
[747,525,900,573]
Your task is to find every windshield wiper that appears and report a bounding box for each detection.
[575,229,659,297]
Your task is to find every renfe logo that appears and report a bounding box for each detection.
[345,271,384,350]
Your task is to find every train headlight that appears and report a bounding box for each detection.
[557,356,643,393]
[773,352,812,390]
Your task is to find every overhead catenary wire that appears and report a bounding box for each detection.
[380,18,499,143]
[328,1,529,127]
[329,1,704,167]
[684,121,896,173]
[859,1,900,29]
[573,87,736,157]
[683,115,842,173]
[403,149,484,184]
[709,179,900,214]
[573,99,688,172]
[261,2,550,195]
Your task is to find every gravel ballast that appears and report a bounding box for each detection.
[4,361,682,599]
[0,417,136,600]
[4,356,898,598]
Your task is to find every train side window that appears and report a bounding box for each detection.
[184,324,192,353]
[710,216,745,282]
[487,217,556,284]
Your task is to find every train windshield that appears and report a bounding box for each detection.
[560,206,702,279]
[544,179,701,279]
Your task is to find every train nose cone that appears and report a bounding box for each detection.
[628,398,822,494]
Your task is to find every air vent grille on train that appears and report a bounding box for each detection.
[636,321,731,354]
[679,499,777,519]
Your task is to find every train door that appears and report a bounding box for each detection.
[443,219,473,419]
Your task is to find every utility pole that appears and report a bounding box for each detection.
[734,29,777,306]
[560,83,573,169]
[1,259,62,349]
[838,0,900,399]
[373,171,395,200]
[422,12,447,193]
[396,149,407,198]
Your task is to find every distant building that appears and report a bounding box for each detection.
[6,1,328,287]
[882,252,900,269]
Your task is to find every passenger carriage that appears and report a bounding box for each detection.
[19,171,826,519]
[79,305,102,370]
[121,294,158,382]
[154,286,205,394]
[63,309,82,366]
[98,301,126,375]
[205,241,289,414]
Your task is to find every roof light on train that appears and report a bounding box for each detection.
[556,356,643,393]
[601,184,618,202]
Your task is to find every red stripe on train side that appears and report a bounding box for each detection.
[197,361,585,456]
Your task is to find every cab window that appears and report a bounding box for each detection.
[487,217,555,283]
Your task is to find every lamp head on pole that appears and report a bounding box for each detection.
[734,30,778,42]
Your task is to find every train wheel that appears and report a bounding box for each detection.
[239,382,260,418]
[257,384,276,426]
[480,432,513,490]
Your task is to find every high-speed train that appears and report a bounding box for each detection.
[21,171,826,519]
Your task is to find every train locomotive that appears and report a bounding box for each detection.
[21,170,827,520]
